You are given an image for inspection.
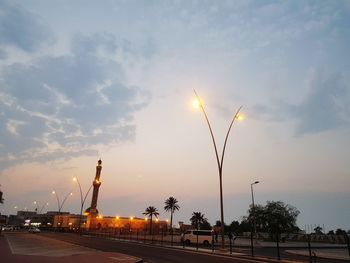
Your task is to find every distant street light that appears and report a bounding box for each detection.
[193,89,243,249]
[39,202,49,214]
[33,201,49,214]
[73,176,93,233]
[129,216,134,232]
[250,180,259,256]
[33,201,39,212]
[52,190,73,228]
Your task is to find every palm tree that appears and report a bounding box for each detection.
[143,206,159,235]
[190,212,207,230]
[164,196,180,245]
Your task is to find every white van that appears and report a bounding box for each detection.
[181,229,214,245]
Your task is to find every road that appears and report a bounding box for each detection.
[34,232,275,263]
[1,232,142,263]
[3,232,349,263]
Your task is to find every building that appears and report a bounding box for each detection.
[86,215,168,233]
[52,213,84,230]
[0,214,7,225]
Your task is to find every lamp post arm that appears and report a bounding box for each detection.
[75,178,84,206]
[220,106,242,173]
[53,191,61,213]
[60,191,72,212]
[82,184,93,207]
[194,89,221,172]
[39,203,48,214]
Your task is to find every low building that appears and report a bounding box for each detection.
[52,213,85,230]
[86,215,168,233]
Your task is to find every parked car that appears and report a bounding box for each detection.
[28,227,40,233]
[2,225,14,231]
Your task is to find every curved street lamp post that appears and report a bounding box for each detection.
[73,176,93,233]
[33,201,49,214]
[52,190,73,228]
[193,89,243,249]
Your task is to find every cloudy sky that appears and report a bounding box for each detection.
[1,0,349,231]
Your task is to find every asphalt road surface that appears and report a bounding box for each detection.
[47,232,350,263]
[41,233,275,263]
[3,232,349,263]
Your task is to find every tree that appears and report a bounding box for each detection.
[143,206,159,235]
[327,230,335,235]
[201,220,212,230]
[335,228,347,235]
[215,220,230,233]
[190,212,208,230]
[314,226,323,235]
[229,220,241,234]
[245,201,300,236]
[164,196,180,245]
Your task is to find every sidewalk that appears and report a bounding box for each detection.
[286,249,350,261]
[1,234,143,263]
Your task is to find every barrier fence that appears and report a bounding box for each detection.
[74,228,350,262]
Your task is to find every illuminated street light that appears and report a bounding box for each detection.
[193,89,243,249]
[52,190,73,228]
[73,176,93,233]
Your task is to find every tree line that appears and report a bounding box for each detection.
[144,197,350,237]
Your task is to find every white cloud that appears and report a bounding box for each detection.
[6,119,26,135]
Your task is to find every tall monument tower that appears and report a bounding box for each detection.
[85,160,102,225]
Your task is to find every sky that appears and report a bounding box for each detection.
[0,0,349,232]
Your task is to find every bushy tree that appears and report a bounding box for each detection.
[200,220,212,230]
[229,220,250,234]
[327,230,335,235]
[314,226,323,234]
[335,228,347,235]
[190,212,209,230]
[244,201,300,235]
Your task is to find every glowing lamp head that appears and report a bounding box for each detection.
[192,99,201,109]
[73,177,77,182]
[236,114,244,121]
[52,191,56,195]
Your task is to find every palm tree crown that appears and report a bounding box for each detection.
[143,206,159,235]
[143,206,159,218]
[190,212,207,230]
[164,197,179,213]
